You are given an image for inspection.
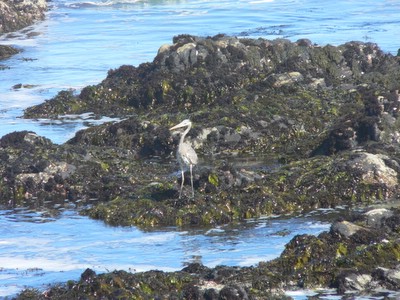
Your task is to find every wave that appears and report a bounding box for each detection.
[64,0,273,9]
[65,0,142,8]
[65,0,186,9]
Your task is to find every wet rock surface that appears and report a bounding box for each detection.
[0,0,47,61]
[0,0,47,34]
[3,35,400,298]
[0,44,20,60]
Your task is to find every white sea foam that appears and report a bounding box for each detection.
[0,286,21,298]
[237,255,277,267]
[0,256,85,271]
[248,0,274,3]
[66,0,141,8]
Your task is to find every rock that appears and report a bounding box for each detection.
[331,220,365,238]
[182,262,211,274]
[364,208,394,228]
[0,0,47,34]
[374,266,400,290]
[349,152,398,189]
[23,35,400,122]
[384,213,400,232]
[267,71,304,88]
[0,44,20,60]
[5,37,400,227]
[219,284,249,300]
[337,273,376,292]
[0,130,53,149]
[81,268,97,282]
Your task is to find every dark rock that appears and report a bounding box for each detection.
[182,285,202,300]
[0,44,20,60]
[349,227,383,245]
[68,117,174,158]
[0,0,47,34]
[219,284,249,300]
[81,268,97,282]
[203,288,219,300]
[182,262,211,274]
[373,266,400,290]
[364,208,394,228]
[383,212,400,233]
[337,272,377,293]
[0,131,53,150]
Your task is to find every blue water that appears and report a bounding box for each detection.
[0,209,331,297]
[1,0,400,298]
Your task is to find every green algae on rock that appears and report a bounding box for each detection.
[6,37,400,227]
[0,130,172,210]
[1,129,394,228]
[23,36,400,119]
[23,36,400,166]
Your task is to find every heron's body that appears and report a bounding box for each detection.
[170,119,198,198]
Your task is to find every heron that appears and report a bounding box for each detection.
[170,119,198,198]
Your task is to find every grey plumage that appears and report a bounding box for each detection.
[170,119,198,198]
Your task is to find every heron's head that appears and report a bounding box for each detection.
[170,119,192,131]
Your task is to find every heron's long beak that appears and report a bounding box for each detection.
[170,122,185,131]
[170,124,182,131]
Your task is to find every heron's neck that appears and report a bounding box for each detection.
[180,124,191,146]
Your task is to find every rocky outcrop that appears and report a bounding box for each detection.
[0,0,47,61]
[2,35,399,225]
[0,0,47,34]
[4,35,400,298]
[0,44,20,60]
[24,36,400,118]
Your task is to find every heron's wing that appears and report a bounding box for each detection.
[179,143,198,166]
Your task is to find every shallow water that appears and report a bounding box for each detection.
[1,0,400,297]
[0,208,332,297]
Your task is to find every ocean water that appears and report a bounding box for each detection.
[0,209,333,298]
[1,0,400,298]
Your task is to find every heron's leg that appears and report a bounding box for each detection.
[180,169,185,198]
[190,164,194,198]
